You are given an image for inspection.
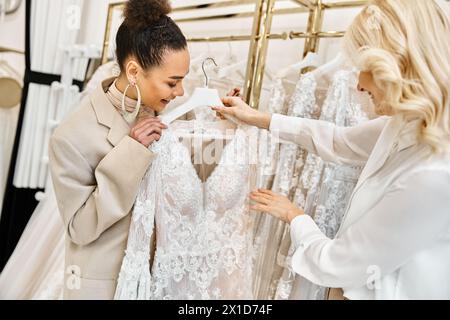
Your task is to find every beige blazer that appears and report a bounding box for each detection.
[49,77,155,300]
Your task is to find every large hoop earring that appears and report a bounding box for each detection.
[121,81,141,124]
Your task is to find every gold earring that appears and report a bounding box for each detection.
[121,80,141,124]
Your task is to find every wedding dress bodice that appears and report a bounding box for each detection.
[115,121,259,300]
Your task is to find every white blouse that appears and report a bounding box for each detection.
[269,114,450,300]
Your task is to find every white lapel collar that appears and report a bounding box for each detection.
[337,116,423,234]
[336,116,404,234]
[353,115,405,192]
[396,118,422,152]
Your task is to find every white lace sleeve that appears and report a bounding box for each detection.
[114,151,158,299]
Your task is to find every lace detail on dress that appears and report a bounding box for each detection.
[258,77,289,188]
[310,70,368,236]
[115,124,259,300]
[274,69,369,301]
[253,73,318,299]
[274,73,319,196]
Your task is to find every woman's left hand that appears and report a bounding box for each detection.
[250,189,305,224]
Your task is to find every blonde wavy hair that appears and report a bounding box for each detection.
[343,0,450,153]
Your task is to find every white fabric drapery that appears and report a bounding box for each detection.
[13,0,85,189]
[0,58,22,215]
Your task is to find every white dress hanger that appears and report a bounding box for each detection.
[206,45,246,87]
[310,52,345,79]
[276,51,320,79]
[189,52,209,72]
[215,60,247,79]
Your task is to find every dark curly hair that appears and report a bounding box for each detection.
[116,0,187,71]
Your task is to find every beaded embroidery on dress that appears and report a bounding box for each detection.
[253,73,318,299]
[257,77,290,188]
[115,122,259,300]
[274,69,369,300]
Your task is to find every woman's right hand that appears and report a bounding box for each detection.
[130,117,167,148]
[212,97,272,130]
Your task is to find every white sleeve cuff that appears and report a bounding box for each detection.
[269,113,287,133]
[290,214,326,250]
[269,113,310,147]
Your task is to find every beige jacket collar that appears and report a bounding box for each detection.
[90,77,130,147]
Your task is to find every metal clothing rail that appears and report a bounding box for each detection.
[176,0,369,107]
[241,0,368,107]
[101,0,370,107]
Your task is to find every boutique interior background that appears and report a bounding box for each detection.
[0,0,24,82]
[0,0,372,299]
[0,0,24,215]
[0,0,371,117]
[1,0,448,301]
[0,0,371,277]
[83,0,362,65]
[0,0,371,193]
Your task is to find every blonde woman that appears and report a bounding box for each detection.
[213,0,450,299]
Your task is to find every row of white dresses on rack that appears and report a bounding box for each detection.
[253,60,372,300]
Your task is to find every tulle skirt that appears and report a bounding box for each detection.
[0,185,65,300]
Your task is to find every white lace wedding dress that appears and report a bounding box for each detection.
[115,121,259,300]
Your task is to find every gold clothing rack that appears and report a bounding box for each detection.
[175,0,369,107]
[238,0,368,107]
[101,0,370,107]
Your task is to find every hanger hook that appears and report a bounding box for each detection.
[202,57,218,87]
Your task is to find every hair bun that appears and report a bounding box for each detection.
[124,0,172,30]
